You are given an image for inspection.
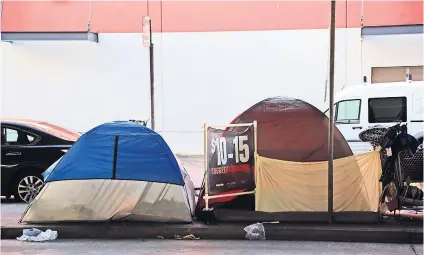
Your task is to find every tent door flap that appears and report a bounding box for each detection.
[112,136,119,179]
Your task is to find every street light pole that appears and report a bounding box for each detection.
[143,15,155,131]
[328,0,336,224]
[149,19,155,131]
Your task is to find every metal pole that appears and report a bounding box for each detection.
[203,123,210,210]
[328,0,336,224]
[149,19,155,131]
[253,120,258,211]
[253,121,258,183]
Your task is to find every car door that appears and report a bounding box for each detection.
[1,127,25,187]
[1,127,24,163]
[332,99,373,154]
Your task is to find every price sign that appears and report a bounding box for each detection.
[206,126,255,195]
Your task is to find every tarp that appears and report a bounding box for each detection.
[255,151,382,212]
[196,97,353,216]
[46,121,183,185]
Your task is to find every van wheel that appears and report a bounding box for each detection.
[12,173,44,203]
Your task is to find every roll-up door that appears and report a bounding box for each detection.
[371,66,423,84]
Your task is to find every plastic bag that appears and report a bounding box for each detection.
[17,229,58,242]
[22,228,42,237]
[243,223,266,240]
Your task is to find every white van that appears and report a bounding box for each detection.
[324,81,423,154]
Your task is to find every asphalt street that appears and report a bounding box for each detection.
[1,199,423,255]
[1,240,423,255]
[1,199,28,226]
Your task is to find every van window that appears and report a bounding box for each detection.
[368,97,407,123]
[335,100,361,124]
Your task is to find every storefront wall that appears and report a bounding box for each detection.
[1,1,422,153]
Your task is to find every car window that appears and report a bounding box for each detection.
[335,100,361,124]
[5,128,18,143]
[27,135,35,143]
[2,120,80,142]
[3,128,37,145]
[368,97,407,123]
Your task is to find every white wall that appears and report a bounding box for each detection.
[362,34,424,80]
[1,35,151,131]
[1,28,422,153]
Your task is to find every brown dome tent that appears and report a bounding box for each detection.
[196,97,353,222]
[230,96,353,161]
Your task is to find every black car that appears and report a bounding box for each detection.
[1,119,80,202]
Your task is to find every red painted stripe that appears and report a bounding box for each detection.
[2,1,90,32]
[362,1,423,27]
[2,1,422,33]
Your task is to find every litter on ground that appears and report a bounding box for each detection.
[17,228,58,242]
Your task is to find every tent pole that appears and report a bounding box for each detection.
[328,0,336,224]
[203,123,210,210]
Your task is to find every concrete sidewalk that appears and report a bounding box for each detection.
[2,203,422,243]
[2,220,423,243]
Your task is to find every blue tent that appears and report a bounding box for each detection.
[22,121,196,223]
[46,121,184,185]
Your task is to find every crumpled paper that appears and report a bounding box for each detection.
[17,228,58,242]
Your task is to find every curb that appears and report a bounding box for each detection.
[1,223,423,243]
